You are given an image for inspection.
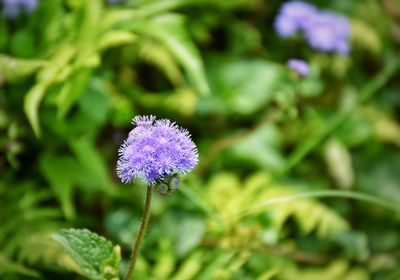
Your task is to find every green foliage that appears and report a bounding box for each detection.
[201,58,291,115]
[0,181,68,278]
[52,229,121,280]
[129,13,210,96]
[1,0,400,279]
[0,55,46,81]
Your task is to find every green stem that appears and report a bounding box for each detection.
[124,186,153,280]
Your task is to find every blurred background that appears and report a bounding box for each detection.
[1,0,400,279]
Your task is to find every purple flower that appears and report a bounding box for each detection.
[274,1,351,55]
[287,59,309,76]
[1,0,38,18]
[304,12,351,54]
[274,1,317,37]
[117,115,199,186]
[106,0,124,4]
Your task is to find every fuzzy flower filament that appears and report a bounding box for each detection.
[117,116,198,187]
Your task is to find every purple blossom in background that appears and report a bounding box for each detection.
[117,115,199,186]
[106,0,124,5]
[275,1,351,54]
[287,59,309,76]
[274,1,317,37]
[1,0,38,18]
[304,12,350,54]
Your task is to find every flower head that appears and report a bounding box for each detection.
[1,0,38,18]
[117,115,198,187]
[274,1,317,38]
[304,12,350,54]
[106,0,125,5]
[274,1,351,55]
[287,58,309,76]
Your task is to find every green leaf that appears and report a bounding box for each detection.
[0,254,40,278]
[206,173,350,236]
[98,31,137,50]
[39,153,79,219]
[323,138,354,189]
[23,83,49,137]
[23,45,76,137]
[283,260,368,280]
[78,77,111,125]
[200,58,290,114]
[172,251,204,280]
[133,14,210,95]
[0,55,46,81]
[10,30,36,57]
[109,91,135,127]
[0,19,8,49]
[154,14,210,95]
[358,152,400,204]
[228,124,284,171]
[138,39,184,87]
[174,217,205,257]
[152,239,176,279]
[69,137,116,194]
[351,19,382,55]
[56,69,91,119]
[195,250,234,280]
[52,229,121,280]
[331,231,369,261]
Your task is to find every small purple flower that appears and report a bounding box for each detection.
[274,1,317,37]
[1,0,38,18]
[106,0,124,4]
[287,59,309,76]
[117,115,199,186]
[274,1,351,55]
[304,12,351,54]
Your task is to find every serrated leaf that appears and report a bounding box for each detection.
[52,229,121,280]
[207,173,349,236]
